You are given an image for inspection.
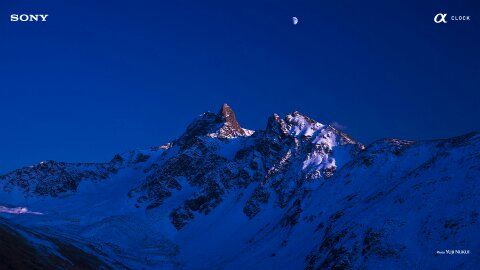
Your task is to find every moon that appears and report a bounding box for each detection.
[292,17,299,25]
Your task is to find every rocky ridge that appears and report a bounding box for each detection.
[0,104,478,270]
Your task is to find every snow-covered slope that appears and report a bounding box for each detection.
[0,104,478,269]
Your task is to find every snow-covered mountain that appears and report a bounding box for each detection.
[0,104,478,270]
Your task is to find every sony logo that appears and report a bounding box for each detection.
[10,14,49,22]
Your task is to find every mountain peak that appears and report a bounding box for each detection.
[219,103,233,117]
[177,104,251,147]
[214,103,247,138]
[216,103,245,136]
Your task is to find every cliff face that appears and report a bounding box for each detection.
[0,105,478,269]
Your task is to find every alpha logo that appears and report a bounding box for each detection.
[434,13,447,24]
[10,14,49,22]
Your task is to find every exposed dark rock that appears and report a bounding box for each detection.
[170,206,194,230]
[244,186,270,219]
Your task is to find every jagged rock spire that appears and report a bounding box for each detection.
[216,104,246,136]
[266,113,289,139]
[177,104,251,148]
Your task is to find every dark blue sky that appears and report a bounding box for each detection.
[1,0,479,173]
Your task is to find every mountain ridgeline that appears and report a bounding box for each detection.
[0,104,478,270]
